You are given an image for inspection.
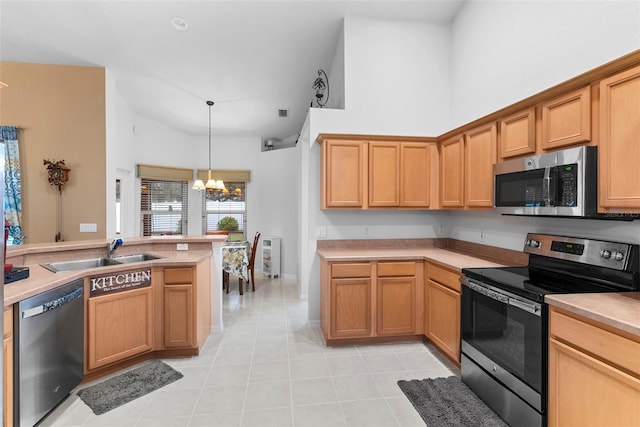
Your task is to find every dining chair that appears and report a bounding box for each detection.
[235,231,260,293]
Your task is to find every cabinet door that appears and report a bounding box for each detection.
[87,287,153,370]
[164,285,194,348]
[369,142,400,207]
[425,280,460,363]
[465,123,497,207]
[376,276,416,336]
[400,142,431,207]
[599,65,640,211]
[540,86,591,150]
[548,338,640,427]
[499,108,536,159]
[322,139,366,208]
[3,307,12,427]
[440,135,465,207]
[330,278,371,339]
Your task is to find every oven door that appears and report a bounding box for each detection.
[461,277,546,412]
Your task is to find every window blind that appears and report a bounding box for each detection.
[141,178,188,236]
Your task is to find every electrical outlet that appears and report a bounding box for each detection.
[176,243,189,251]
[438,224,445,235]
[315,226,327,239]
[364,227,370,237]
[480,230,485,241]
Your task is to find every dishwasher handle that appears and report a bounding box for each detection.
[22,287,83,319]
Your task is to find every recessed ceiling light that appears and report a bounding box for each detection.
[170,17,188,31]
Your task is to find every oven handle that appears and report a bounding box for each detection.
[461,277,541,317]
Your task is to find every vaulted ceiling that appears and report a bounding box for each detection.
[0,1,464,139]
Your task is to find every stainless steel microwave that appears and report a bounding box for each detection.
[493,146,599,218]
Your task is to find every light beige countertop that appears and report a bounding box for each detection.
[316,247,506,272]
[4,235,226,307]
[546,293,640,337]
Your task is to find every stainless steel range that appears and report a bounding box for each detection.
[460,233,640,427]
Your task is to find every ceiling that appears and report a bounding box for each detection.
[0,1,464,140]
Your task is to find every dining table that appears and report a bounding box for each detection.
[221,241,250,295]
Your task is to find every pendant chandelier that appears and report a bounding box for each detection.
[193,100,226,191]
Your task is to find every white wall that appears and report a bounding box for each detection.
[301,16,454,320]
[450,0,640,127]
[300,3,640,323]
[447,0,640,249]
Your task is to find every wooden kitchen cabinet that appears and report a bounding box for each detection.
[163,267,195,348]
[87,287,153,371]
[440,123,496,209]
[327,263,372,340]
[376,262,416,336]
[540,86,591,151]
[548,306,640,427]
[440,134,465,207]
[369,142,400,207]
[499,108,536,159]
[598,64,640,213]
[319,135,437,210]
[321,138,367,208]
[425,262,461,364]
[465,123,497,207]
[4,306,13,427]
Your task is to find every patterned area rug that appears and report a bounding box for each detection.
[77,360,183,415]
[398,376,508,426]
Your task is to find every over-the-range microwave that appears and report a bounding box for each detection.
[493,146,636,220]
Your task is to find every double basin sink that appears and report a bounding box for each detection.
[41,253,162,273]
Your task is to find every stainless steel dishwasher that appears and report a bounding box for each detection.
[14,278,84,427]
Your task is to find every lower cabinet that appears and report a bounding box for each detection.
[320,259,421,344]
[87,287,153,371]
[548,307,640,427]
[4,306,13,427]
[377,262,416,336]
[425,262,461,364]
[163,267,195,348]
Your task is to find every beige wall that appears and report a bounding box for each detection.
[0,62,106,243]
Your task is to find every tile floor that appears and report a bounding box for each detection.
[41,275,459,426]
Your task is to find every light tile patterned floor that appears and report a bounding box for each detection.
[41,276,459,426]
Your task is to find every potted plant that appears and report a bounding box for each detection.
[217,216,239,232]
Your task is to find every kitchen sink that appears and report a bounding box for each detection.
[111,253,163,264]
[40,257,122,273]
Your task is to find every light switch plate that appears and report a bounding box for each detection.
[79,223,97,233]
[176,243,189,251]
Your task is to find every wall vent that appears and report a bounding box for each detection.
[278,109,288,117]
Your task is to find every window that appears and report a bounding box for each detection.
[140,178,188,236]
[203,181,246,240]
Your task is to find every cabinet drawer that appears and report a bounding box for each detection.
[377,262,415,277]
[164,268,193,284]
[331,263,371,279]
[550,307,640,376]
[427,263,461,292]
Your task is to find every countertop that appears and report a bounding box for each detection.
[316,247,506,272]
[546,293,640,337]
[3,235,227,306]
[318,245,640,338]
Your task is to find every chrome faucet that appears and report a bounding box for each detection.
[108,238,123,258]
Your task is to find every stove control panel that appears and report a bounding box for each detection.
[524,233,636,271]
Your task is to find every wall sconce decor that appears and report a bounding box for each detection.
[193,100,226,192]
[43,159,70,191]
[43,158,70,242]
[312,69,329,108]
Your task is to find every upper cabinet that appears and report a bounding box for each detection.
[540,86,591,151]
[319,135,438,210]
[440,122,497,209]
[598,64,640,212]
[321,138,366,209]
[498,108,535,159]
